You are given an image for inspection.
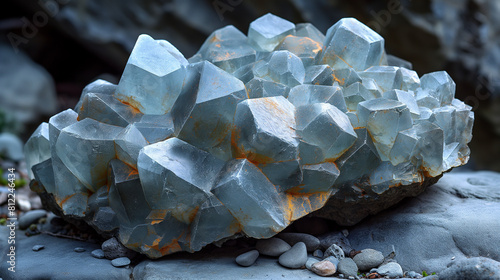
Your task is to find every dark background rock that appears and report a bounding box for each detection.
[0,0,499,172]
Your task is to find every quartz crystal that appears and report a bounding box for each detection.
[26,14,474,258]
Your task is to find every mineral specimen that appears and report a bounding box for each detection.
[26,14,474,258]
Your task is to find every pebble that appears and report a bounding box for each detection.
[111,257,130,267]
[324,243,345,260]
[16,193,31,211]
[278,242,307,269]
[306,257,321,270]
[324,256,340,267]
[376,262,403,278]
[352,248,384,271]
[91,249,105,259]
[0,133,24,161]
[255,238,291,257]
[102,237,137,260]
[317,231,353,255]
[337,257,358,277]
[18,209,47,230]
[313,249,323,258]
[74,247,86,253]
[311,259,336,276]
[277,232,320,252]
[32,245,45,251]
[405,270,423,278]
[235,250,259,267]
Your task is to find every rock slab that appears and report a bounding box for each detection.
[348,171,500,273]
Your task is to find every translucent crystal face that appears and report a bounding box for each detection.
[25,14,474,258]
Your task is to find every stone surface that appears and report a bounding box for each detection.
[132,245,353,280]
[26,14,474,258]
[348,171,500,273]
[313,249,323,258]
[235,250,259,267]
[337,257,358,277]
[306,257,321,270]
[102,237,136,260]
[324,243,345,260]
[255,238,291,257]
[32,245,45,252]
[352,249,384,271]
[277,232,320,252]
[91,249,105,259]
[0,43,57,127]
[278,242,307,269]
[311,259,336,276]
[439,257,500,280]
[74,247,86,253]
[375,262,404,278]
[111,257,131,268]
[18,209,47,230]
[318,231,353,255]
[0,133,24,161]
[0,227,131,280]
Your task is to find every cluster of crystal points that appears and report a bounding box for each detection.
[26,14,473,258]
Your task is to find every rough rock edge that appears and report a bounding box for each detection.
[312,174,443,226]
[29,180,110,238]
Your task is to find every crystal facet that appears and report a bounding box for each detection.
[26,14,474,258]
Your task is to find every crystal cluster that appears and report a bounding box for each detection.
[26,14,473,258]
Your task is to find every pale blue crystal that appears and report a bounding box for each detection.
[25,14,475,259]
[357,98,413,161]
[178,61,247,160]
[420,71,455,106]
[75,79,116,113]
[56,118,123,192]
[212,159,286,237]
[296,103,357,164]
[114,124,148,167]
[321,18,384,71]
[358,66,402,92]
[79,92,143,127]
[295,23,325,45]
[277,35,322,67]
[138,137,225,211]
[288,84,347,112]
[196,25,256,73]
[116,34,187,115]
[383,89,420,118]
[246,78,290,98]
[248,13,295,52]
[24,122,50,179]
[265,50,305,87]
[304,65,334,85]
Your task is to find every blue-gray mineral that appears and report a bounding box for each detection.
[25,14,474,258]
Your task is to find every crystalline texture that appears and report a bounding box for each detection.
[25,14,474,258]
[248,13,295,52]
[24,122,50,179]
[116,34,187,115]
[195,25,256,73]
[296,103,357,164]
[320,18,384,71]
[178,61,247,160]
[212,159,286,237]
[56,118,123,192]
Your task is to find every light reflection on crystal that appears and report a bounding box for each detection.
[26,14,474,258]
